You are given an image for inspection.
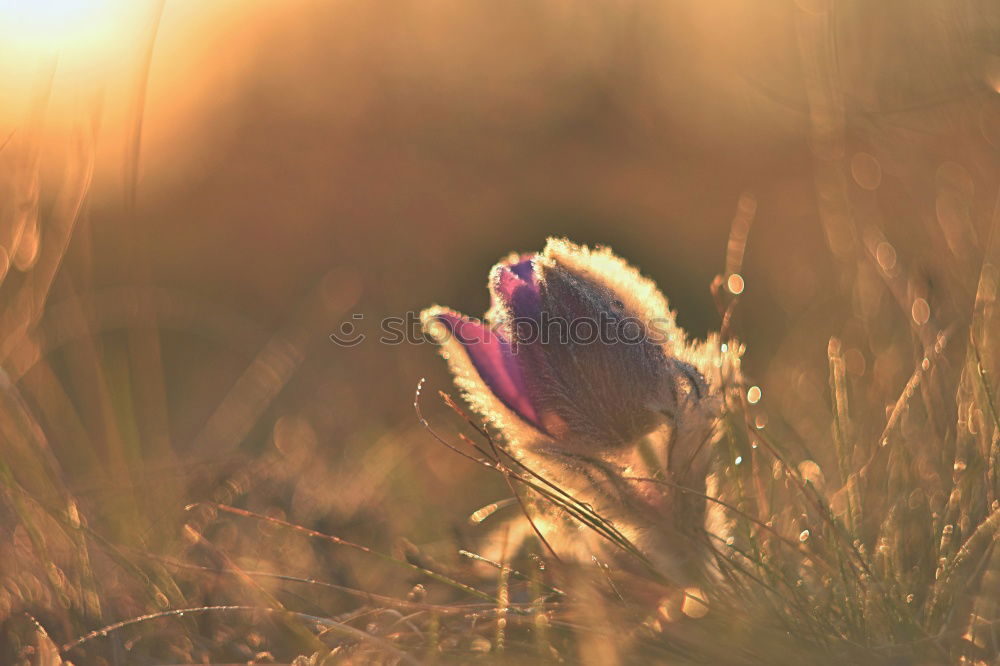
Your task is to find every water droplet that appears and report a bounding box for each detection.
[747,386,762,404]
[799,529,811,542]
[953,460,967,472]
[734,456,743,466]
[727,273,745,295]
[906,594,914,604]
[943,524,954,535]
[726,536,735,546]
[407,584,426,602]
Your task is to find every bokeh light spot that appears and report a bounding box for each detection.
[844,348,865,376]
[680,587,709,618]
[727,273,745,295]
[911,298,930,325]
[850,152,882,190]
[875,242,896,272]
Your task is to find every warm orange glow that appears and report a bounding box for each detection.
[0,0,146,132]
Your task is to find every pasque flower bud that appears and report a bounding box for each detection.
[422,238,731,581]
[422,238,709,450]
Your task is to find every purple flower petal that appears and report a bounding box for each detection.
[433,312,541,428]
[494,256,542,321]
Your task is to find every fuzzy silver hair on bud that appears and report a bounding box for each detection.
[422,238,740,583]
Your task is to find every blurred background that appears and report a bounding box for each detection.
[0,0,997,661]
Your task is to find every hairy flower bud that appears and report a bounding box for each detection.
[423,238,708,450]
[422,238,736,582]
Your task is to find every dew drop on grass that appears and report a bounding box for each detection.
[799,529,810,543]
[747,386,762,404]
[727,273,745,295]
[734,456,743,466]
[906,594,915,604]
[921,357,930,371]
[953,460,967,473]
[407,584,426,602]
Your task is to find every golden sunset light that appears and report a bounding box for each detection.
[0,2,996,664]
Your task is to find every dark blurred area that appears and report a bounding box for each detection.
[110,0,998,473]
[0,0,998,660]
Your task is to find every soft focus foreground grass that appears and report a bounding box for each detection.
[0,2,998,665]
[1,155,997,664]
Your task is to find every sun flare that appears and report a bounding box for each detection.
[0,0,126,56]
